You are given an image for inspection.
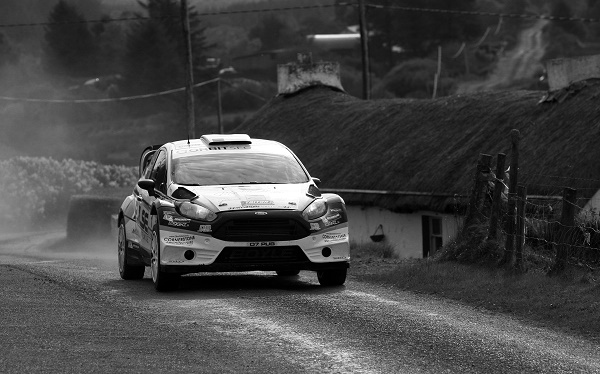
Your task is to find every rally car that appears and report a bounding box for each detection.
[117,134,350,291]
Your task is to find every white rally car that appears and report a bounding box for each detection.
[117,134,350,291]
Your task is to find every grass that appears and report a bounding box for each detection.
[350,240,600,343]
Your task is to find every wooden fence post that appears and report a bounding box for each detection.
[502,193,516,265]
[550,187,577,275]
[463,153,492,232]
[488,153,506,241]
[501,130,520,266]
[508,129,520,194]
[515,185,526,271]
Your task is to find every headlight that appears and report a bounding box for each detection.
[302,199,328,221]
[178,201,217,222]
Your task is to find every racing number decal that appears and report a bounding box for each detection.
[138,205,150,233]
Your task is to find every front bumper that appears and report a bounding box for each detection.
[158,224,350,275]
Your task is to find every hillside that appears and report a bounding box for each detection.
[235,82,600,212]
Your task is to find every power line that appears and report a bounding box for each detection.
[0,78,219,103]
[0,2,355,29]
[369,4,600,23]
[0,77,268,104]
[1,2,597,29]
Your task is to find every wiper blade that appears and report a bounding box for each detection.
[220,181,286,185]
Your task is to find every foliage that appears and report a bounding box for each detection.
[0,32,19,67]
[351,241,398,259]
[335,0,483,67]
[43,0,97,77]
[371,58,456,99]
[248,14,304,50]
[437,223,504,265]
[0,157,137,228]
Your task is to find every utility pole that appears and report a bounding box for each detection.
[217,78,223,134]
[358,0,371,100]
[181,0,195,139]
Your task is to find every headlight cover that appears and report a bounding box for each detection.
[177,201,217,222]
[302,199,328,221]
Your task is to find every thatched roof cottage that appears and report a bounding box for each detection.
[235,56,600,258]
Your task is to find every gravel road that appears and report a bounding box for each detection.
[1,231,599,373]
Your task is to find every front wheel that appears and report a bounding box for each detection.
[118,220,145,280]
[317,268,347,286]
[151,224,180,292]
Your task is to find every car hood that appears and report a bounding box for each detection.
[180,183,315,212]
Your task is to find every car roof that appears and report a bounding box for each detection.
[163,134,292,159]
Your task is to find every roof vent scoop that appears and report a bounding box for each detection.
[200,134,252,145]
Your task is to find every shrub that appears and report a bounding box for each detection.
[351,240,398,259]
[0,157,137,229]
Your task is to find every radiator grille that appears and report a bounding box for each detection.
[214,246,308,264]
[212,218,309,242]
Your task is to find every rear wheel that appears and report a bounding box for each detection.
[276,270,300,276]
[317,268,347,286]
[151,224,180,292]
[117,220,145,280]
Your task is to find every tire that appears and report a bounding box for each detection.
[151,223,180,292]
[117,219,145,280]
[317,268,347,286]
[276,270,300,276]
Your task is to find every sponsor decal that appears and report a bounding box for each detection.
[198,225,212,233]
[323,219,340,227]
[141,231,152,244]
[329,208,343,213]
[325,213,341,221]
[249,241,276,247]
[162,212,190,228]
[163,235,195,246]
[310,223,321,231]
[322,232,347,243]
[127,241,141,250]
[242,200,274,206]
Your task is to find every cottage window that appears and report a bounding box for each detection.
[422,215,443,258]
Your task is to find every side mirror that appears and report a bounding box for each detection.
[137,179,155,195]
[312,177,321,187]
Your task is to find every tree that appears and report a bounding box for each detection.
[0,32,19,67]
[43,0,97,77]
[335,0,483,68]
[122,0,213,95]
[550,0,586,39]
[502,0,528,32]
[248,14,303,51]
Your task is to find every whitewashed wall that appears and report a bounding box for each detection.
[345,205,462,259]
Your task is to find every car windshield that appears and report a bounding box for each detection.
[172,152,310,186]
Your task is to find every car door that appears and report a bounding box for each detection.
[136,150,166,253]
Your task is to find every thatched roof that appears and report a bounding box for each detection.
[235,80,600,213]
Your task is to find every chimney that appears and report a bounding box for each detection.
[277,53,344,95]
[546,54,600,91]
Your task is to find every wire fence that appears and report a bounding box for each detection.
[465,148,600,274]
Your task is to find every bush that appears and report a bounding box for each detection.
[0,157,137,229]
[351,241,398,259]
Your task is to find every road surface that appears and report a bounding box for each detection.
[1,231,599,373]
